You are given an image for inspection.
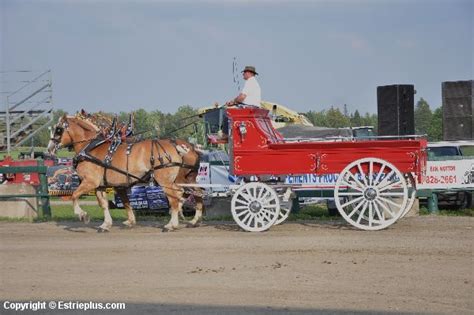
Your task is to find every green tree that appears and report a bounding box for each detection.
[361,112,377,129]
[414,98,433,135]
[31,109,68,147]
[155,105,201,141]
[351,110,363,126]
[305,110,328,127]
[133,108,156,138]
[326,106,350,128]
[427,107,443,141]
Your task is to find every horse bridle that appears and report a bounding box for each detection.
[50,118,99,150]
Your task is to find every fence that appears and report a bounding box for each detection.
[0,161,51,218]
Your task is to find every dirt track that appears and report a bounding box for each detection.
[0,216,472,314]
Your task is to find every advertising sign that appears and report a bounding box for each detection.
[420,159,474,189]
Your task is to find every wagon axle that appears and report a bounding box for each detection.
[364,187,378,201]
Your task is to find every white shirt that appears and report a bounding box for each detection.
[241,76,261,107]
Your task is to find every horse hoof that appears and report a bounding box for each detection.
[162,225,176,232]
[97,225,110,233]
[80,213,90,224]
[186,222,199,228]
[122,221,134,228]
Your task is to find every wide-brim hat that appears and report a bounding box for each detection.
[242,66,258,75]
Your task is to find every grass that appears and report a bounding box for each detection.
[0,147,74,160]
[419,207,473,217]
[49,204,128,221]
[42,203,333,222]
[288,204,338,221]
[44,204,335,223]
[50,195,104,201]
[0,216,33,223]
[47,204,171,222]
[0,201,472,223]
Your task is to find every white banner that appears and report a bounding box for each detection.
[285,174,338,187]
[196,163,210,182]
[419,159,474,189]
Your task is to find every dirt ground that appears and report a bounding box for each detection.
[0,216,472,314]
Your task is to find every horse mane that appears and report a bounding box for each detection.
[68,115,100,132]
[75,111,114,133]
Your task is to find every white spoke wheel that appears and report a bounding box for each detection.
[334,157,408,231]
[231,182,280,232]
[401,173,417,219]
[274,199,291,225]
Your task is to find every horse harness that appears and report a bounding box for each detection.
[72,136,199,188]
[52,117,200,189]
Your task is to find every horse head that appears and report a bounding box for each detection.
[47,114,99,155]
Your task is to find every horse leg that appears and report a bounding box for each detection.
[162,184,184,231]
[96,189,112,232]
[116,188,136,228]
[72,180,97,224]
[189,188,204,226]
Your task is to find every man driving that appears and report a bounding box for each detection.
[226,66,261,107]
[217,66,261,140]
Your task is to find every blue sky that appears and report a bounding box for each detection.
[1,0,472,114]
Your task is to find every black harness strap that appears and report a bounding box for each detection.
[149,140,156,184]
[153,162,183,170]
[126,142,133,186]
[156,140,170,163]
[73,138,200,188]
[80,154,145,182]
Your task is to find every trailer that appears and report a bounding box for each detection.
[180,107,427,232]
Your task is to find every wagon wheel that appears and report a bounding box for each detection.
[401,173,417,219]
[334,157,408,231]
[231,182,280,232]
[274,199,291,225]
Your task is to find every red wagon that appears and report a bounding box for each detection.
[221,107,428,232]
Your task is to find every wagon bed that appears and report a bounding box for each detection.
[228,108,426,178]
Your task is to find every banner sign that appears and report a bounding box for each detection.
[285,173,338,186]
[196,163,210,182]
[420,159,474,189]
[114,185,169,210]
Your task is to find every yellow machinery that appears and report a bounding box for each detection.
[198,101,313,129]
[260,101,313,128]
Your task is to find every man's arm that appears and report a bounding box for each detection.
[226,93,246,106]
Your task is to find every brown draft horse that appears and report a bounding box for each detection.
[82,112,205,227]
[47,115,202,231]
